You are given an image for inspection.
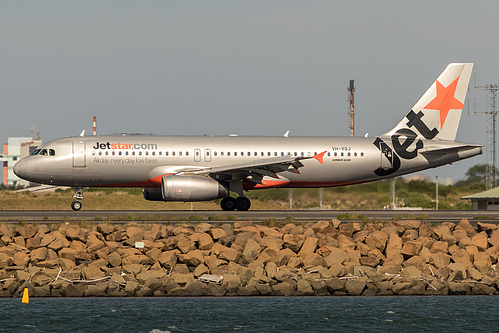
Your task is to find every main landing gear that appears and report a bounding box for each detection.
[221,197,251,211]
[71,187,84,211]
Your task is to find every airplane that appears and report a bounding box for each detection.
[14,63,481,211]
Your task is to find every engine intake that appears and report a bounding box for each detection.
[142,187,163,201]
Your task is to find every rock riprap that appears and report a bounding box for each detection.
[1,219,498,297]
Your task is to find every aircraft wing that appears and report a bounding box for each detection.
[191,151,326,184]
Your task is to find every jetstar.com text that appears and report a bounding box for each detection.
[92,142,158,150]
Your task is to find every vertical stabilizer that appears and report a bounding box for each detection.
[384,63,473,141]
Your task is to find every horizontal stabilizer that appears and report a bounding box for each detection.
[421,144,482,155]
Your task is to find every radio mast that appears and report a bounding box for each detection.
[348,80,355,136]
[473,83,498,189]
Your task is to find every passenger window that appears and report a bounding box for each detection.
[146,151,149,156]
[178,152,182,156]
[186,151,189,156]
[235,152,238,156]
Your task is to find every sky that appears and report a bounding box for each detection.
[1,0,498,184]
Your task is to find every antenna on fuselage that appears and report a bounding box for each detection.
[80,130,85,137]
[283,130,289,138]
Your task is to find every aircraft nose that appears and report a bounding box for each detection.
[13,159,26,178]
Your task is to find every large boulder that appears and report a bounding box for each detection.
[296,280,315,296]
[401,241,422,258]
[282,234,304,252]
[365,231,388,252]
[455,219,477,238]
[241,239,261,265]
[472,232,489,251]
[345,278,367,296]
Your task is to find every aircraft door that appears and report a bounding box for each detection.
[194,148,201,162]
[204,148,211,162]
[379,141,394,170]
[72,142,86,167]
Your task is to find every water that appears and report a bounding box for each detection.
[1,296,497,332]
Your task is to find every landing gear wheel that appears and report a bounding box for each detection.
[235,197,251,211]
[221,197,236,211]
[71,187,84,211]
[71,201,82,211]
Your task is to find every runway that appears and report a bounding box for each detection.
[0,210,497,224]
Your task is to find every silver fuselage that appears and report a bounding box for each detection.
[13,134,482,190]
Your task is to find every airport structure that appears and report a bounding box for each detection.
[0,137,42,187]
[461,187,499,210]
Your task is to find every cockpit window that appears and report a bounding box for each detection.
[31,148,56,156]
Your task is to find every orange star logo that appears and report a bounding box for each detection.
[423,77,463,129]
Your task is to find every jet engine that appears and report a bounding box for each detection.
[144,175,228,202]
[162,175,228,201]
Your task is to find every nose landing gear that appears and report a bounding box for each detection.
[71,187,84,211]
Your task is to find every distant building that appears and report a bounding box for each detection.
[0,137,42,187]
[461,187,499,210]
